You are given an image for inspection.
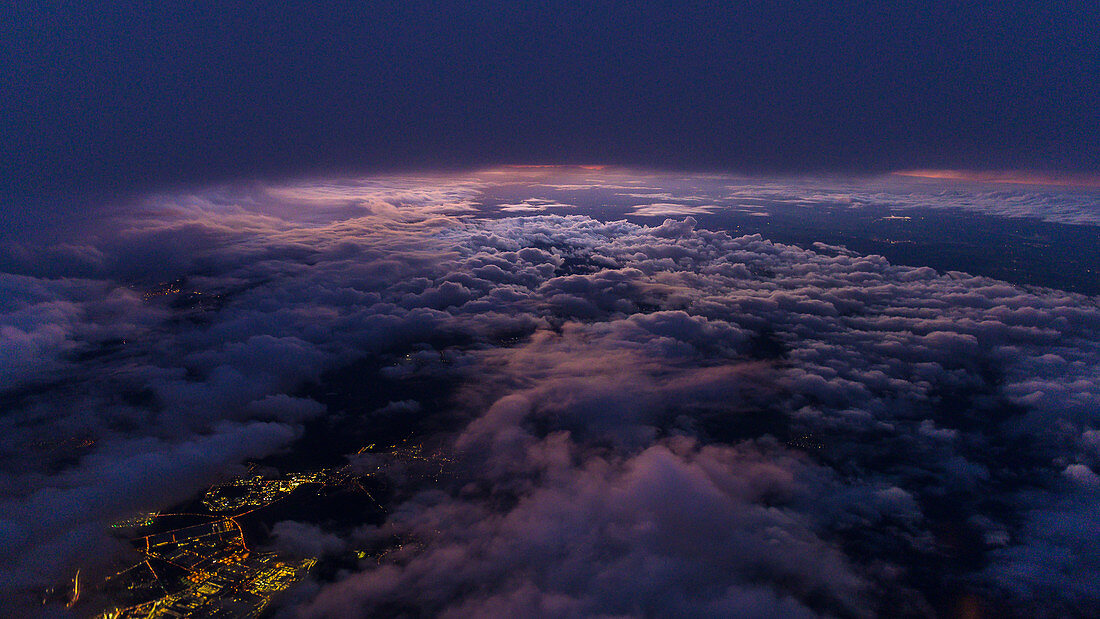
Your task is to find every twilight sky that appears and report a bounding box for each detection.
[3,2,1100,234]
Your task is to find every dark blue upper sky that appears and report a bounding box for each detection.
[2,2,1098,232]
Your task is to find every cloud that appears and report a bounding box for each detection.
[271,521,346,559]
[629,203,723,216]
[719,175,1100,226]
[4,172,1100,615]
[496,199,573,213]
[893,169,1100,189]
[304,439,866,618]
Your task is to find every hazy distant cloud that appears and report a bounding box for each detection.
[893,169,1100,189]
[497,198,573,213]
[629,203,723,216]
[716,175,1100,227]
[487,169,1100,227]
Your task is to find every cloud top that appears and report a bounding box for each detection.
[2,173,1099,616]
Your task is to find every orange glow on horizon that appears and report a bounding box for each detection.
[476,164,625,182]
[496,164,607,170]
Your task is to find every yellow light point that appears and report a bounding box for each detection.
[65,568,80,608]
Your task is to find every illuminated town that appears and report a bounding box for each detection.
[56,439,454,618]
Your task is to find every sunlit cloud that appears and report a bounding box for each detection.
[893,169,1100,188]
[628,203,723,216]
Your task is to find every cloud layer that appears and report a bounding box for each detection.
[2,173,1099,616]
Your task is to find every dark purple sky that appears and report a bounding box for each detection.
[3,2,1098,233]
